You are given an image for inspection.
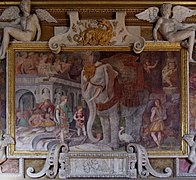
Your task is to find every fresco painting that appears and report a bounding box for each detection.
[6,45,187,157]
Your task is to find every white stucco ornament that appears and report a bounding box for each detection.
[27,143,172,179]
[49,11,145,54]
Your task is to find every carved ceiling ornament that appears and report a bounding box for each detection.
[49,11,145,54]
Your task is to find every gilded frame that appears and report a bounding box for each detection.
[7,42,188,158]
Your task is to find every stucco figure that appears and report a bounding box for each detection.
[136,3,196,62]
[0,0,57,60]
[183,134,196,173]
[0,130,14,166]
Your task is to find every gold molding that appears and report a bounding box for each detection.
[0,1,196,6]
[144,43,188,157]
[0,2,195,27]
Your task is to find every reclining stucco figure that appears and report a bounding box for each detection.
[136,3,196,62]
[0,0,57,60]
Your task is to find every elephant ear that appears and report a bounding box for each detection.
[105,64,118,99]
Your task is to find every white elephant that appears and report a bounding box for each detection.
[81,53,120,149]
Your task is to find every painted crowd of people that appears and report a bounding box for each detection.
[16,95,87,140]
[15,51,83,82]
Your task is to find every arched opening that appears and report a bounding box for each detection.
[16,90,35,112]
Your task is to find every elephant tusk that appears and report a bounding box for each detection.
[82,81,89,92]
[88,87,102,102]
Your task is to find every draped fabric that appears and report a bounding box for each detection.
[102,53,145,107]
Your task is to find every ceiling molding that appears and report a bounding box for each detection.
[0,1,195,7]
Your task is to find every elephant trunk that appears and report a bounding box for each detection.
[86,100,100,143]
[88,86,102,102]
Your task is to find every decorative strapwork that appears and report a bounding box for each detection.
[26,143,69,179]
[127,143,172,178]
[49,11,145,54]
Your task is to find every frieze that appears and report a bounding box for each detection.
[27,143,172,179]
[49,11,145,54]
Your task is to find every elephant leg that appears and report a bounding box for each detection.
[109,110,119,149]
[189,162,196,173]
[125,115,133,135]
[99,117,110,144]
[124,107,137,135]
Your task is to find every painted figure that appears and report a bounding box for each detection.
[37,54,49,75]
[15,52,28,74]
[162,61,177,87]
[74,105,86,136]
[54,89,63,106]
[41,88,51,102]
[162,52,177,87]
[20,52,38,74]
[16,110,29,127]
[28,99,55,127]
[54,95,73,143]
[143,60,158,74]
[149,99,167,148]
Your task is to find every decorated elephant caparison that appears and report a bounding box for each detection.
[81,51,120,149]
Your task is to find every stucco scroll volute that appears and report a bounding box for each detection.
[49,11,145,54]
